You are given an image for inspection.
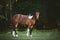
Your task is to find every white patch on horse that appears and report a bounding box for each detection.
[12,31,15,37]
[26,28,30,37]
[16,34,18,37]
[28,15,33,19]
[30,35,32,37]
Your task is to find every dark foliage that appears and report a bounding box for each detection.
[0,0,59,31]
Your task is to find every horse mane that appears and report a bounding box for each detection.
[32,13,36,20]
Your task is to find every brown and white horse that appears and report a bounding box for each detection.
[11,11,40,37]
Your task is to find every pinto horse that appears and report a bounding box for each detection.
[11,11,40,37]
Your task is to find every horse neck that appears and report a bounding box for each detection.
[32,15,37,21]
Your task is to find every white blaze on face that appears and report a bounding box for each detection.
[28,15,33,19]
[36,12,40,19]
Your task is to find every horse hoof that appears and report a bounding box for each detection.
[30,35,32,37]
[12,35,15,37]
[16,34,18,37]
[26,34,29,37]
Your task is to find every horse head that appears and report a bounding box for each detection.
[33,11,40,20]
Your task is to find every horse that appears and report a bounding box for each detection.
[11,11,40,37]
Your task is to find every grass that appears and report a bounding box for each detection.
[0,29,60,40]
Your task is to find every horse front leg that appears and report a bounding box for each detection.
[26,27,30,37]
[29,26,33,37]
[26,26,33,37]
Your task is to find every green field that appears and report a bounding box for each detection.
[0,29,60,40]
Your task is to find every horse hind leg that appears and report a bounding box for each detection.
[12,24,18,37]
[12,25,15,37]
[15,24,18,37]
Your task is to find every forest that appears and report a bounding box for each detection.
[0,0,60,31]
